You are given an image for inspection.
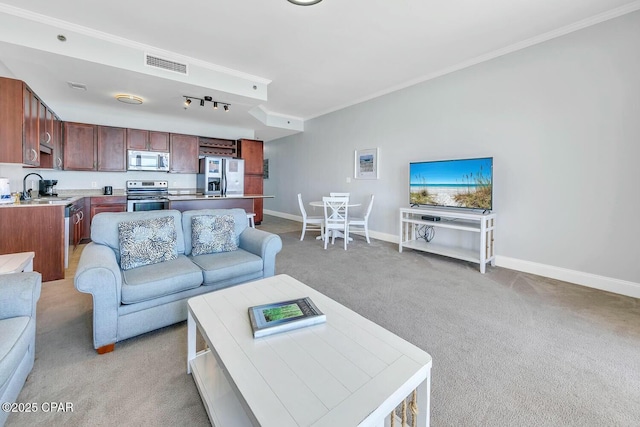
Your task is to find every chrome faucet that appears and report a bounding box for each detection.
[22,173,43,200]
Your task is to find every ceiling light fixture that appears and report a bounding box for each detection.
[115,94,143,104]
[287,0,322,5]
[182,96,230,113]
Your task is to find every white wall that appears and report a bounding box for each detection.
[265,11,640,291]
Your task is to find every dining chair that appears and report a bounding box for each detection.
[297,193,324,241]
[322,196,349,250]
[329,192,350,215]
[348,194,374,244]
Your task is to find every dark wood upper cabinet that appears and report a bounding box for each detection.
[97,126,127,171]
[64,123,124,172]
[170,133,198,173]
[64,122,97,171]
[127,129,170,152]
[238,139,264,175]
[126,128,148,150]
[23,86,39,166]
[52,115,63,169]
[149,131,170,152]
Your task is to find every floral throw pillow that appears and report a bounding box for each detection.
[191,215,237,256]
[118,216,178,270]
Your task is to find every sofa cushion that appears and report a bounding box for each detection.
[118,216,178,271]
[190,248,263,285]
[91,210,186,264]
[121,255,203,304]
[182,209,248,256]
[191,215,238,256]
[0,317,30,392]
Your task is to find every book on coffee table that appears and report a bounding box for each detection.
[248,297,326,338]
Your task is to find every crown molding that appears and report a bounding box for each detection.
[307,1,640,121]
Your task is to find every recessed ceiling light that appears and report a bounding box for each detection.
[67,81,87,91]
[57,34,67,42]
[115,94,143,104]
[287,0,322,4]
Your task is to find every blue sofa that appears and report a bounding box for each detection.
[74,208,282,354]
[0,272,41,427]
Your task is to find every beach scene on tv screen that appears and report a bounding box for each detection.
[410,157,493,209]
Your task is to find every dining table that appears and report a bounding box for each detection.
[309,199,361,241]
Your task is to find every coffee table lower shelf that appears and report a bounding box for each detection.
[190,349,254,427]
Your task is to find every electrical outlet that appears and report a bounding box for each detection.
[346,177,351,184]
[91,182,97,188]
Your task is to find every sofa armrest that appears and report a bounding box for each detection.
[0,272,42,319]
[238,228,283,277]
[74,242,123,349]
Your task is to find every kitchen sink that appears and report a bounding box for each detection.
[21,197,71,205]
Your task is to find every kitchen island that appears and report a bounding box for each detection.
[168,194,273,224]
[0,199,75,281]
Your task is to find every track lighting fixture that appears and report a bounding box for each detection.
[182,96,230,112]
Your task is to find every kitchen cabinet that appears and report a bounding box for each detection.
[238,139,264,224]
[90,196,127,225]
[97,126,126,171]
[170,133,199,173]
[23,87,40,166]
[0,77,63,167]
[0,77,24,164]
[64,123,126,171]
[244,175,264,223]
[64,122,97,170]
[0,205,65,281]
[38,111,63,170]
[52,115,63,169]
[71,197,89,247]
[39,101,54,147]
[127,129,170,152]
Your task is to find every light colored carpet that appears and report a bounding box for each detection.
[7,215,640,426]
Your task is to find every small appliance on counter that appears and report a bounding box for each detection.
[0,177,12,204]
[103,186,113,195]
[39,179,58,197]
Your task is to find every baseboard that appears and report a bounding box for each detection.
[495,256,640,299]
[264,210,640,299]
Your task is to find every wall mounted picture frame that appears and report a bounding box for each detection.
[263,159,269,179]
[354,148,379,179]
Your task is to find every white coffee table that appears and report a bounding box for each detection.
[187,274,432,426]
[0,251,35,275]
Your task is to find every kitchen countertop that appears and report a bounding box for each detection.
[167,194,273,200]
[0,196,82,208]
[0,193,273,208]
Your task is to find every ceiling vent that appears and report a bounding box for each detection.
[145,54,188,75]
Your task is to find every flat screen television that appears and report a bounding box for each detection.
[409,157,493,211]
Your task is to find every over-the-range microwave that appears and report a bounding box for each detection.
[127,150,170,172]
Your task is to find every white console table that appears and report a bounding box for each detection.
[399,207,496,273]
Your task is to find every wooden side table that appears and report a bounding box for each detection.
[0,252,35,274]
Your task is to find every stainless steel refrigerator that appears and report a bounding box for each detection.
[197,157,245,196]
